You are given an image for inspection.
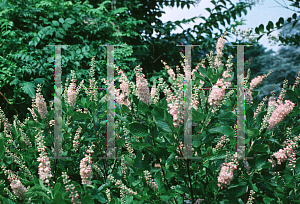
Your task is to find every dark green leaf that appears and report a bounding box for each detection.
[128,122,149,137]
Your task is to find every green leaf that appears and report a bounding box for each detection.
[259,24,264,32]
[215,111,236,126]
[52,20,59,26]
[208,125,234,137]
[279,17,284,25]
[124,155,134,166]
[165,153,175,170]
[292,13,297,19]
[116,113,130,123]
[138,100,149,113]
[128,122,149,137]
[193,135,201,148]
[65,18,75,25]
[72,112,91,120]
[27,120,44,128]
[51,191,65,204]
[81,192,94,204]
[255,155,266,170]
[287,17,292,23]
[153,107,172,133]
[121,104,131,114]
[58,18,64,24]
[130,141,152,148]
[22,82,36,98]
[53,183,61,197]
[192,109,206,122]
[253,144,268,153]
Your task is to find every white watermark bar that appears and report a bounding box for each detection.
[233,44,254,161]
[98,44,122,160]
[47,45,71,160]
[176,45,202,160]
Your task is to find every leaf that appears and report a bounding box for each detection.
[115,113,130,123]
[81,192,94,204]
[72,112,91,120]
[22,82,36,98]
[253,144,268,153]
[153,107,172,133]
[138,100,149,113]
[259,24,264,33]
[52,20,59,26]
[255,155,266,170]
[215,111,236,126]
[58,18,64,24]
[128,122,149,137]
[279,17,284,25]
[165,153,175,170]
[50,191,65,204]
[292,13,297,19]
[53,183,61,197]
[208,125,234,137]
[130,141,152,148]
[65,18,75,25]
[192,109,206,122]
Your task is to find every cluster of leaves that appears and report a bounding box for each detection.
[0,0,259,126]
[1,50,300,203]
[0,0,140,124]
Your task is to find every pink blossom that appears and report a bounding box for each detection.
[267,100,295,130]
[10,179,27,200]
[250,76,263,89]
[136,68,151,105]
[67,82,77,107]
[208,85,225,107]
[35,92,48,119]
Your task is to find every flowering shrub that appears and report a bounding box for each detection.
[0,34,299,204]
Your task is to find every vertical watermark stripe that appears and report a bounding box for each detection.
[175,45,202,160]
[98,45,122,160]
[47,45,70,160]
[233,44,253,161]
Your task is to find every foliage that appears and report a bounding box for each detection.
[0,0,139,124]
[0,41,300,203]
[251,0,300,47]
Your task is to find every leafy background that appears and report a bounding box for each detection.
[0,0,299,126]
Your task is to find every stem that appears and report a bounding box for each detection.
[146,147,179,204]
[186,160,194,203]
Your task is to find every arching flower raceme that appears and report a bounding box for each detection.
[67,82,77,107]
[35,85,48,119]
[135,66,151,105]
[10,179,27,200]
[267,100,295,130]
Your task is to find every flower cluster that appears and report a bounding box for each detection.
[267,100,295,130]
[80,144,95,185]
[35,84,48,119]
[1,166,28,201]
[213,135,230,153]
[217,152,239,189]
[107,174,138,203]
[268,128,300,171]
[143,170,158,192]
[135,65,151,105]
[115,68,131,109]
[214,33,226,68]
[72,126,82,153]
[35,130,53,186]
[246,189,256,204]
[62,172,81,204]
